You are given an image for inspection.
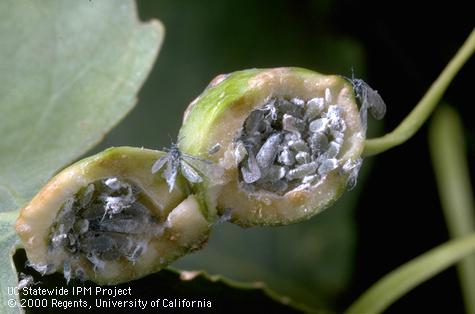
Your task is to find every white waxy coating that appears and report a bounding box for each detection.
[235,91,357,196]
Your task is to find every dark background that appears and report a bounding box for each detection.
[97,1,475,312]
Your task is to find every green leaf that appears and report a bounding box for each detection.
[0,0,163,213]
[0,1,163,312]
[429,106,475,313]
[0,212,19,312]
[13,249,308,313]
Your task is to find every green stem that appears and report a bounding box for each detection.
[429,106,475,314]
[346,233,475,314]
[364,28,475,156]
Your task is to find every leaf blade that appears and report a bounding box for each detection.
[0,1,163,312]
[0,0,164,213]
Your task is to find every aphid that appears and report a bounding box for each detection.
[342,158,363,190]
[75,268,85,281]
[259,99,278,120]
[17,273,35,290]
[308,132,328,154]
[208,143,221,155]
[295,151,310,164]
[282,114,305,133]
[244,110,265,135]
[80,184,95,208]
[321,141,340,159]
[325,88,332,104]
[86,252,105,271]
[278,147,295,166]
[290,97,305,106]
[319,158,338,174]
[262,165,287,182]
[309,118,329,133]
[217,208,233,223]
[234,141,248,164]
[286,162,318,180]
[347,75,387,131]
[152,143,221,192]
[63,261,72,283]
[304,97,325,121]
[276,98,304,118]
[287,139,309,153]
[302,174,319,185]
[26,260,51,275]
[241,149,261,183]
[256,133,282,169]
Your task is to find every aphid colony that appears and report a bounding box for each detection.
[16,68,386,284]
[235,89,351,194]
[47,177,160,281]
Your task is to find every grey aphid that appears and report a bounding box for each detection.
[241,149,261,183]
[63,261,72,284]
[104,177,122,190]
[180,161,204,184]
[309,118,329,133]
[325,88,332,104]
[343,158,363,190]
[282,114,305,133]
[286,162,318,180]
[256,133,282,169]
[80,184,95,208]
[234,141,248,164]
[236,95,355,195]
[295,151,310,164]
[17,273,35,290]
[304,97,325,121]
[151,143,216,192]
[263,165,287,182]
[75,268,85,281]
[86,252,105,271]
[287,139,309,153]
[302,174,319,185]
[278,147,295,166]
[321,141,340,159]
[290,97,305,106]
[28,262,51,275]
[308,132,328,153]
[217,208,233,223]
[259,99,278,120]
[277,98,304,118]
[245,110,265,135]
[348,77,387,131]
[318,158,338,176]
[208,143,221,155]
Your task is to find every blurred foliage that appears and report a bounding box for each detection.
[0,0,162,213]
[0,0,162,312]
[98,0,366,310]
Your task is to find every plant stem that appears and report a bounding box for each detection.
[346,233,475,314]
[429,106,475,314]
[364,28,475,156]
